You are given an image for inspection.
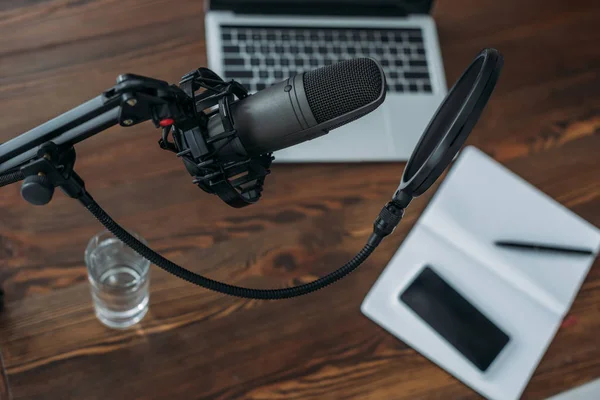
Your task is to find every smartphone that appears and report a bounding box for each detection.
[399,266,510,372]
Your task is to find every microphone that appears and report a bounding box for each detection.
[200,58,386,158]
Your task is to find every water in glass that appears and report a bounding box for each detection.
[85,232,150,329]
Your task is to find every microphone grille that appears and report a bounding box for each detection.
[303,58,384,124]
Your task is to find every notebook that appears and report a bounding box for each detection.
[361,146,600,400]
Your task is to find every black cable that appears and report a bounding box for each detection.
[85,199,381,300]
[0,168,402,300]
[0,170,25,187]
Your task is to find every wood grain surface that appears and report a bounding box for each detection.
[0,352,10,400]
[0,0,599,399]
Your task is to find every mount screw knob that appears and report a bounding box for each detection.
[21,174,55,206]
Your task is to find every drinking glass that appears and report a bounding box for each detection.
[85,230,150,329]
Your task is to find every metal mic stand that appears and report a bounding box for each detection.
[0,49,502,300]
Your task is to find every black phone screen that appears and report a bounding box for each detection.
[399,266,510,372]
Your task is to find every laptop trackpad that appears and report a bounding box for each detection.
[274,106,394,162]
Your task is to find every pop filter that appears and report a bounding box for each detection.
[394,48,503,207]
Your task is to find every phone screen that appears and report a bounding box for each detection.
[399,266,510,371]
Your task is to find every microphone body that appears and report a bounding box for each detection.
[205,58,386,159]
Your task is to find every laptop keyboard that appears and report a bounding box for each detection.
[220,26,432,94]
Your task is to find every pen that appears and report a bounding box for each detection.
[494,241,595,256]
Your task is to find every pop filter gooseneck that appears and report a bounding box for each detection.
[0,49,503,299]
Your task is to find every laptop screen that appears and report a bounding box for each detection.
[209,1,433,16]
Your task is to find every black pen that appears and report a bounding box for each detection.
[494,241,595,256]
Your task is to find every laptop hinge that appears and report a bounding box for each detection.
[209,1,434,17]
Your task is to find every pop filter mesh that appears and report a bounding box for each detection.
[303,58,384,124]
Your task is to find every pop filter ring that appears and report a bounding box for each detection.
[397,48,503,200]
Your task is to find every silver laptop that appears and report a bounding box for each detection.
[205,0,447,162]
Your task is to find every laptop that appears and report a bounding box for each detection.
[205,0,447,162]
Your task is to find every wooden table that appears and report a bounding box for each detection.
[0,0,599,399]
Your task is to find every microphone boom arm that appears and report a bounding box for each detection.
[0,74,191,174]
